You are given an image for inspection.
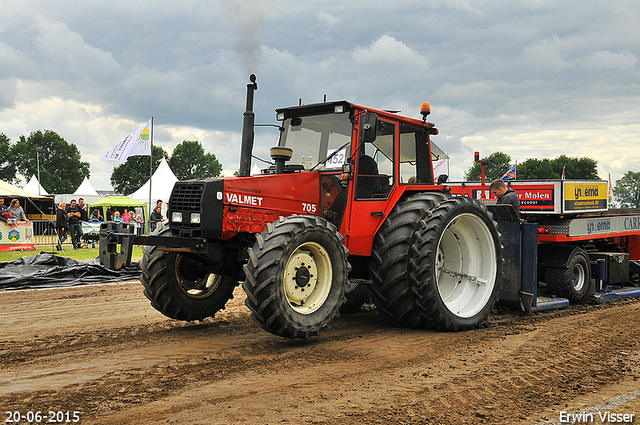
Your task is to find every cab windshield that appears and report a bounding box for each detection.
[279,113,352,170]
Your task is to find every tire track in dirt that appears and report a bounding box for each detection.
[2,283,640,424]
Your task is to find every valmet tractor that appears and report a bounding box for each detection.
[100,75,503,338]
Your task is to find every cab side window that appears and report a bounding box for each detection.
[356,120,395,199]
[399,123,432,185]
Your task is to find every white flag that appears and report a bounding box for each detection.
[101,119,152,164]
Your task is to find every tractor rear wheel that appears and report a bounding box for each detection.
[368,192,447,328]
[412,195,502,331]
[140,227,238,321]
[546,249,590,302]
[242,215,349,339]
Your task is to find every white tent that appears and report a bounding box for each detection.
[24,175,49,196]
[73,176,100,196]
[0,180,43,198]
[129,158,178,214]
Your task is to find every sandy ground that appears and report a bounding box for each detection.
[1,282,640,424]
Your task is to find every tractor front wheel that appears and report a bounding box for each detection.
[243,216,349,339]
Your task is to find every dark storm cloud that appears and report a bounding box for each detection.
[0,0,638,188]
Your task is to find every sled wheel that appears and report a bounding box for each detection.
[546,249,590,302]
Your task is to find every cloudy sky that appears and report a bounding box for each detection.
[1,0,639,191]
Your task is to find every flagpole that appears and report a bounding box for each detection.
[148,117,153,234]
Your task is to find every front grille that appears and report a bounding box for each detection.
[171,183,204,211]
[170,183,204,235]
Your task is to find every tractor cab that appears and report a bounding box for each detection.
[270,100,441,255]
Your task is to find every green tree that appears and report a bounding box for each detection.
[464,152,512,181]
[516,158,555,179]
[110,145,169,195]
[168,140,222,180]
[517,155,599,180]
[10,130,90,193]
[613,171,640,208]
[0,133,17,183]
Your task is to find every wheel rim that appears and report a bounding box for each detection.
[435,213,497,318]
[175,255,222,299]
[572,262,586,291]
[283,241,333,314]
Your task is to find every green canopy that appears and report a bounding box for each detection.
[89,195,148,221]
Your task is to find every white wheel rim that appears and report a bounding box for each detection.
[284,241,332,314]
[572,262,586,291]
[435,213,497,318]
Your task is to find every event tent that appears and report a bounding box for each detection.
[129,158,177,215]
[0,180,42,198]
[88,195,148,222]
[73,177,100,196]
[23,175,49,196]
[0,179,55,221]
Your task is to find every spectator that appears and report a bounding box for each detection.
[8,199,29,222]
[77,198,89,222]
[113,211,123,222]
[122,208,131,223]
[149,206,163,233]
[0,198,7,222]
[55,202,68,250]
[134,213,144,236]
[66,199,83,249]
[89,209,103,222]
[106,206,113,221]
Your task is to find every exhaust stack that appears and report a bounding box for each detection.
[239,74,258,177]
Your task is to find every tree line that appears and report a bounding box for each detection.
[464,151,640,208]
[0,131,222,195]
[111,141,222,194]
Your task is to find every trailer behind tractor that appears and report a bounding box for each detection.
[100,75,640,339]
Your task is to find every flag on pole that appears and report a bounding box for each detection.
[101,119,152,164]
[608,173,614,205]
[432,158,449,180]
[561,166,566,180]
[500,164,516,180]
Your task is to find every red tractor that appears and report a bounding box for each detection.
[100,75,503,338]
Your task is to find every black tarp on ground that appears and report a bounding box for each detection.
[0,253,141,290]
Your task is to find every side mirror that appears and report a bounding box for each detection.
[361,113,378,143]
[437,174,449,184]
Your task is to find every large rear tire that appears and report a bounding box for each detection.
[412,195,502,331]
[368,192,447,328]
[243,216,349,339]
[140,228,238,321]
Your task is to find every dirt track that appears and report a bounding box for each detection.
[1,282,640,424]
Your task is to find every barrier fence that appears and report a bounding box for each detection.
[30,220,154,248]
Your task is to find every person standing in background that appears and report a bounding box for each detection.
[78,198,89,222]
[55,202,68,250]
[66,199,83,249]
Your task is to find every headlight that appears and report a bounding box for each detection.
[190,213,201,224]
[172,212,183,223]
